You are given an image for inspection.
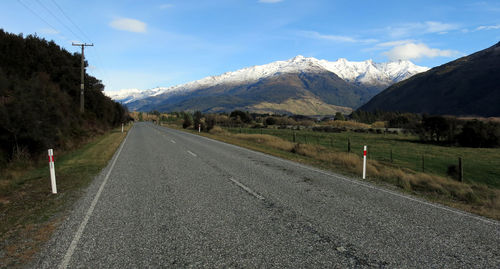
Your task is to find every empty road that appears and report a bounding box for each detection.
[35,122,500,268]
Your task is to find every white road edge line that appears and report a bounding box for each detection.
[161,126,499,226]
[229,177,265,200]
[58,131,130,269]
[187,150,197,157]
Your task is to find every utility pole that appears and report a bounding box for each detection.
[72,43,93,113]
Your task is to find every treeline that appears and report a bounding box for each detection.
[168,109,500,148]
[0,29,129,167]
[353,110,500,148]
[175,110,316,131]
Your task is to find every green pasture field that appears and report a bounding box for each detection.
[226,127,500,188]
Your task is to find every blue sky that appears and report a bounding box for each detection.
[1,0,499,91]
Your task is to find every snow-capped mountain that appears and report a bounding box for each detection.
[105,56,428,106]
[105,88,166,104]
[318,58,429,86]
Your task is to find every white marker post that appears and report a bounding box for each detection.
[48,149,57,194]
[121,123,124,133]
[362,145,367,179]
[198,124,201,133]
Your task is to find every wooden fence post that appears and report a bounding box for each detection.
[459,157,463,182]
[422,155,425,172]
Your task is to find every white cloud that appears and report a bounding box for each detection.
[376,39,415,47]
[385,21,459,38]
[39,28,59,35]
[383,42,460,61]
[109,18,147,33]
[159,4,174,9]
[258,0,283,3]
[475,24,500,31]
[424,21,457,33]
[301,31,377,44]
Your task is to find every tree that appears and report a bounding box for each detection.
[457,120,500,148]
[193,111,202,130]
[265,117,276,125]
[182,113,192,129]
[334,112,345,121]
[418,115,452,142]
[205,114,216,131]
[230,110,251,123]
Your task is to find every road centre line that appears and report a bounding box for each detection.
[187,150,197,157]
[170,140,176,144]
[229,177,265,201]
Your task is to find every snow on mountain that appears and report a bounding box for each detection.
[104,88,167,104]
[318,58,429,86]
[105,56,429,104]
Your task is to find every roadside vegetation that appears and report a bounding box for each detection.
[0,29,131,170]
[134,110,500,220]
[0,29,132,267]
[0,125,130,267]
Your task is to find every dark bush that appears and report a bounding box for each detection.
[230,110,251,123]
[447,165,459,181]
[457,120,500,147]
[265,117,276,125]
[205,114,216,131]
[182,114,192,129]
[334,112,345,121]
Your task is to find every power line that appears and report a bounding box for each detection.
[18,0,110,90]
[49,0,93,43]
[46,0,110,85]
[34,0,85,42]
[17,0,59,33]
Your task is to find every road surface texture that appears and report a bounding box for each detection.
[34,122,499,268]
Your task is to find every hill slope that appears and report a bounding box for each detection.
[359,41,500,117]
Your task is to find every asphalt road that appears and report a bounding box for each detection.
[34,122,500,268]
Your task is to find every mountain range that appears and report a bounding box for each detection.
[106,56,428,115]
[360,41,500,117]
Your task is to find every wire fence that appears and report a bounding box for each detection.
[224,127,499,188]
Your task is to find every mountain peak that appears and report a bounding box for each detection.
[290,55,312,63]
[108,56,428,108]
[292,55,306,60]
